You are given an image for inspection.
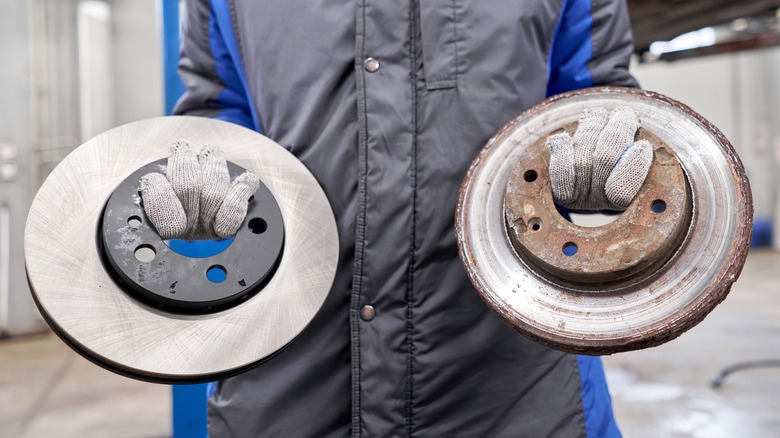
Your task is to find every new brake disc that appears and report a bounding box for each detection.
[456,87,752,355]
[25,116,338,383]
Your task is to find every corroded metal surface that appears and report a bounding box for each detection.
[456,87,753,355]
[504,125,691,285]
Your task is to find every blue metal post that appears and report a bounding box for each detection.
[161,0,186,115]
[160,1,209,437]
[172,384,209,438]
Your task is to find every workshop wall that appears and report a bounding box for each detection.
[110,0,164,126]
[0,0,162,337]
[633,49,780,247]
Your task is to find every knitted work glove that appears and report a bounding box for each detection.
[547,107,653,211]
[139,140,259,240]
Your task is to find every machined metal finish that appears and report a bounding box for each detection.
[456,87,753,355]
[25,116,339,383]
[504,126,691,285]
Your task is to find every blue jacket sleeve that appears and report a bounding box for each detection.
[547,0,638,97]
[174,0,258,131]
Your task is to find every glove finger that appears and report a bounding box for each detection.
[546,132,576,206]
[572,107,609,145]
[139,173,187,240]
[605,140,653,210]
[198,144,230,237]
[592,107,640,198]
[572,107,608,202]
[167,139,202,236]
[214,172,260,238]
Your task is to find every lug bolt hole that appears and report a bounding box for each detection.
[248,218,267,234]
[562,242,578,257]
[127,216,142,228]
[523,170,538,182]
[529,218,542,232]
[134,245,156,262]
[651,199,667,213]
[207,265,227,283]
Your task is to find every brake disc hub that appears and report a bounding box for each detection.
[100,159,284,314]
[504,126,691,286]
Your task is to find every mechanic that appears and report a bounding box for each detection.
[143,0,647,436]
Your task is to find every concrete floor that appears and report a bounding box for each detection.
[604,250,780,437]
[1,250,779,437]
[0,334,170,437]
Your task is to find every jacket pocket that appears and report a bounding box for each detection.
[419,0,459,90]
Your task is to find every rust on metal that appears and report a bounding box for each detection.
[455,86,754,355]
[504,124,691,285]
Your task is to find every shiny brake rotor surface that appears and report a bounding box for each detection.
[25,116,339,383]
[456,87,753,355]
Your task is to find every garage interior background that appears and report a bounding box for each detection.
[2,0,780,437]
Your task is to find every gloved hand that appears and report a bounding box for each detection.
[547,107,653,211]
[139,140,259,240]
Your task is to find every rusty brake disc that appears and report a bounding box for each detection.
[456,87,753,355]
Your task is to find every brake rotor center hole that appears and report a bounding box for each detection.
[567,212,619,228]
[165,237,235,258]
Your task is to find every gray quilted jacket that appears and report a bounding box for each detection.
[175,0,638,436]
